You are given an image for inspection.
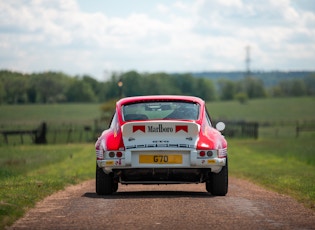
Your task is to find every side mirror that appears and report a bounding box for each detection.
[215,122,225,131]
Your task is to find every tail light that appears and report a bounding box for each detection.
[207,151,213,157]
[107,151,124,158]
[197,150,218,157]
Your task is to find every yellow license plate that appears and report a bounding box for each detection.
[139,154,182,164]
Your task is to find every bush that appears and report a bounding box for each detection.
[234,92,248,104]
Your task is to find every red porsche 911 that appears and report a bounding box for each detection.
[95,95,228,196]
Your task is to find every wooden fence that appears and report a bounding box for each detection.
[2,120,315,145]
[0,122,47,144]
[215,120,259,139]
[296,121,315,137]
[0,122,95,145]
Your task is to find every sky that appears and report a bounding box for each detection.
[1,0,315,81]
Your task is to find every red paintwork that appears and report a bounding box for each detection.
[96,95,227,153]
[197,112,228,150]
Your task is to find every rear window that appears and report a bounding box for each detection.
[122,101,199,121]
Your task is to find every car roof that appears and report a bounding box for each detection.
[116,95,205,107]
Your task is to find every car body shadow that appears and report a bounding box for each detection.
[83,190,215,199]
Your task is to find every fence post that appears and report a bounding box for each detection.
[35,122,47,144]
[3,134,8,144]
[67,128,72,143]
[254,122,259,139]
[20,133,24,144]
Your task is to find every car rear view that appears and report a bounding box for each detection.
[95,96,228,196]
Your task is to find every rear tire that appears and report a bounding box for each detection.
[96,165,114,195]
[206,159,228,196]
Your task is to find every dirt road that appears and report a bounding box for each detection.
[9,177,315,230]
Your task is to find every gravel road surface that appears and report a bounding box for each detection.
[9,177,315,230]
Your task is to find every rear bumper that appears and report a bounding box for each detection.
[97,154,226,174]
[118,168,211,184]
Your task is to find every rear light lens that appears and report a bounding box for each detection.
[116,152,123,158]
[199,151,206,157]
[108,151,124,158]
[207,151,213,157]
[198,150,217,157]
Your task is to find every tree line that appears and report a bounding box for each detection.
[0,70,314,104]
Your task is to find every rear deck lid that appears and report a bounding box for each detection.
[122,121,200,150]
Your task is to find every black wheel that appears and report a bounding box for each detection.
[96,165,114,195]
[206,159,228,196]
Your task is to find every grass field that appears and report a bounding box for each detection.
[228,137,315,209]
[0,144,95,228]
[0,97,314,125]
[0,103,102,126]
[1,97,314,141]
[0,97,315,228]
[207,97,315,123]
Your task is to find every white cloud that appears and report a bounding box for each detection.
[0,0,314,80]
[157,4,170,14]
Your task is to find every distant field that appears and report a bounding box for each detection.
[0,97,314,140]
[0,103,106,145]
[0,97,314,125]
[0,103,103,126]
[206,97,315,123]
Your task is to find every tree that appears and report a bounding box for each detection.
[0,80,5,104]
[2,73,28,103]
[238,76,266,99]
[172,74,197,96]
[290,79,307,96]
[1,69,313,104]
[194,78,216,101]
[273,79,307,97]
[119,71,143,97]
[144,73,179,95]
[217,79,236,100]
[31,72,69,103]
[304,75,315,95]
[66,79,97,102]
[82,75,103,101]
[277,80,291,96]
[234,92,248,104]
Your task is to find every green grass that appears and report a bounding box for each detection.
[0,97,315,228]
[228,136,315,209]
[1,137,314,229]
[1,97,314,126]
[0,103,103,126]
[207,97,315,123]
[0,144,95,229]
[0,103,106,145]
[207,97,315,138]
